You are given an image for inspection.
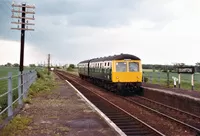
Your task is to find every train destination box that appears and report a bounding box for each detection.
[177,67,195,74]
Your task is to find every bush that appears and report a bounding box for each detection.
[143,77,149,82]
[67,67,74,71]
[69,64,75,69]
[36,69,49,79]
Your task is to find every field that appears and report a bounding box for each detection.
[0,67,19,77]
[143,69,200,91]
[0,67,34,113]
[0,67,23,93]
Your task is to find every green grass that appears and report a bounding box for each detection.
[143,70,200,91]
[0,67,19,77]
[28,69,57,98]
[143,69,159,72]
[62,67,79,76]
[0,67,35,119]
[1,114,32,136]
[0,67,19,115]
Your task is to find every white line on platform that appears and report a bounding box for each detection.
[65,80,126,136]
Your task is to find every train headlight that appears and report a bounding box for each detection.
[116,76,119,79]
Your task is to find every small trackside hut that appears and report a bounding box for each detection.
[78,53,143,95]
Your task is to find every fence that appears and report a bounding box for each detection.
[143,71,200,90]
[0,70,37,120]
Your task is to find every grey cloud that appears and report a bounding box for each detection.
[0,1,21,40]
[37,0,139,15]
[35,0,140,27]
[0,0,176,64]
[0,2,11,36]
[35,0,173,27]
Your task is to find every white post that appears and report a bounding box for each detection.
[191,74,194,90]
[174,78,176,88]
[178,74,181,88]
[172,76,178,88]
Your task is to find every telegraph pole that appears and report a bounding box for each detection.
[11,2,35,98]
[11,2,35,73]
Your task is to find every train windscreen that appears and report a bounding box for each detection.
[129,62,139,72]
[116,62,127,72]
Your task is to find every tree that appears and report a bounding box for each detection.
[69,64,75,69]
[195,62,200,66]
[29,64,36,67]
[13,63,19,67]
[5,62,12,67]
[173,63,185,68]
[195,62,200,72]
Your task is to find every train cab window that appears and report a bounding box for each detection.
[129,62,139,72]
[116,62,127,72]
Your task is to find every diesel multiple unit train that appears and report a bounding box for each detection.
[77,53,143,95]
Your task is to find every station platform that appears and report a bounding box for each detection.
[142,83,200,116]
[142,83,200,101]
[6,74,120,136]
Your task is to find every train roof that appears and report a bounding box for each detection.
[78,53,140,64]
[78,59,91,64]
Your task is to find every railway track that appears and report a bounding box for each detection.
[54,70,200,135]
[55,70,164,136]
[124,96,200,135]
[63,72,200,126]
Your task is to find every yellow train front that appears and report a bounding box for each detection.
[78,54,143,95]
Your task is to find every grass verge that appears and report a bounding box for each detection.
[28,69,57,98]
[1,115,32,136]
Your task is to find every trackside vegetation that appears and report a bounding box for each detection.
[28,69,57,98]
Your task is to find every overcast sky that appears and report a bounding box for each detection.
[0,0,200,66]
